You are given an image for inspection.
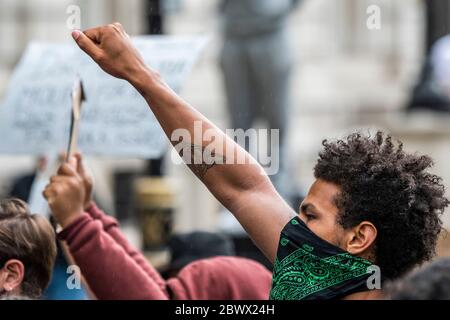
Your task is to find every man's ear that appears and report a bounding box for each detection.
[345,222,377,257]
[0,259,25,294]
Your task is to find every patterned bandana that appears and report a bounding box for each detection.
[270,216,374,300]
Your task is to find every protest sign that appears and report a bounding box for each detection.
[0,35,208,158]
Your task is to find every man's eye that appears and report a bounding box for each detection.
[305,213,315,221]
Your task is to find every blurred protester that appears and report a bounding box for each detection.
[70,24,449,300]
[43,154,272,300]
[0,198,57,299]
[219,0,302,204]
[8,155,88,300]
[9,156,47,201]
[408,34,450,112]
[385,258,450,300]
[161,231,236,279]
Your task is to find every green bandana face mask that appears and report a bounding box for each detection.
[270,217,375,300]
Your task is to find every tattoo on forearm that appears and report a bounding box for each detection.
[189,161,216,179]
[179,143,226,179]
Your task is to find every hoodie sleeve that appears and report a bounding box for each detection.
[58,213,169,300]
[166,256,272,300]
[85,203,167,293]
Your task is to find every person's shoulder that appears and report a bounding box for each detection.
[176,256,272,299]
[186,256,271,276]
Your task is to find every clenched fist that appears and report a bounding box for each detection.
[43,157,86,228]
[72,23,151,85]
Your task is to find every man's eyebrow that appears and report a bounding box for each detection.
[300,202,322,215]
[300,203,316,211]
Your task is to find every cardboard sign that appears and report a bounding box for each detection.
[0,35,208,158]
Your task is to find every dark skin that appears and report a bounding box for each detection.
[299,180,378,261]
[298,180,381,300]
[298,180,345,246]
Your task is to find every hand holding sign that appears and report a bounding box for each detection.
[43,156,86,228]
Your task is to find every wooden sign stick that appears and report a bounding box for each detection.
[61,77,96,298]
[66,77,86,162]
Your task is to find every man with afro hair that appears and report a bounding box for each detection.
[312,131,447,282]
[64,24,449,300]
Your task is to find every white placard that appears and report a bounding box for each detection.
[0,35,208,158]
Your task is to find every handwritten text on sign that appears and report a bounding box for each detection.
[0,35,207,158]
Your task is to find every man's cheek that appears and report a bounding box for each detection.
[306,223,324,238]
[310,224,337,245]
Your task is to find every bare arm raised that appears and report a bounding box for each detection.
[71,24,295,261]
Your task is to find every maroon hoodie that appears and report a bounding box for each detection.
[58,203,272,300]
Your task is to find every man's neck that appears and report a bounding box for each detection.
[343,290,383,300]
